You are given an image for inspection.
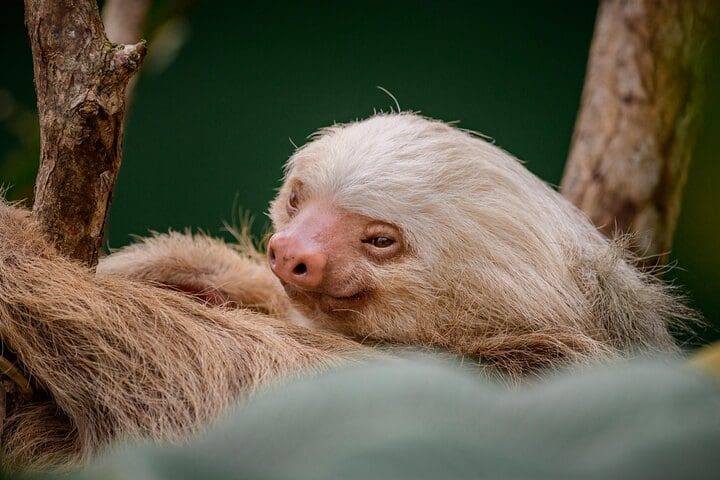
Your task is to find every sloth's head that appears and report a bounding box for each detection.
[268,113,604,344]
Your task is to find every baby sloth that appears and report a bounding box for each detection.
[102,112,687,377]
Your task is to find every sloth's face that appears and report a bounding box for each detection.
[268,180,407,321]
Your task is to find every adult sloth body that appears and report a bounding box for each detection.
[0,113,686,470]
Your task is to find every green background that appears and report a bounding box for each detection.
[1,1,718,346]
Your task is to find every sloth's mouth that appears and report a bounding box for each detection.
[318,290,371,315]
[282,283,370,312]
[326,290,368,302]
[280,281,366,300]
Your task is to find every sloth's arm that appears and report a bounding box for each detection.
[0,201,364,469]
[98,231,292,318]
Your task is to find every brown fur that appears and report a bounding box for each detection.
[0,202,367,470]
[98,231,293,318]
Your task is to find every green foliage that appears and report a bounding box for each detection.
[16,358,720,480]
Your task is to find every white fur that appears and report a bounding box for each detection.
[270,113,686,370]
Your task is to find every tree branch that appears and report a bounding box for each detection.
[103,0,151,103]
[25,0,146,267]
[560,0,719,267]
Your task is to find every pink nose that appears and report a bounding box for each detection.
[267,233,326,290]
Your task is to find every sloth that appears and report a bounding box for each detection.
[0,113,689,470]
[101,112,684,364]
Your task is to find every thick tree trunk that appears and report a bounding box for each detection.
[561,0,719,267]
[25,0,146,267]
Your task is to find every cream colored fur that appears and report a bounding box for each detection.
[275,114,685,361]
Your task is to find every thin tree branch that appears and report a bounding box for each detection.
[103,0,151,103]
[561,0,719,267]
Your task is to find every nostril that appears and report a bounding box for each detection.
[292,263,307,276]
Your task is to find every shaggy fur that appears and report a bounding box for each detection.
[0,112,691,470]
[269,114,687,360]
[98,231,293,319]
[100,114,689,373]
[0,203,366,470]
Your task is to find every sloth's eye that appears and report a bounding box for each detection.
[369,236,395,248]
[287,190,299,213]
[362,226,402,258]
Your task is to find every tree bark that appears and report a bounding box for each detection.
[560,0,719,267]
[25,0,146,267]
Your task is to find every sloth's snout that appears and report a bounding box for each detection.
[268,232,326,290]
